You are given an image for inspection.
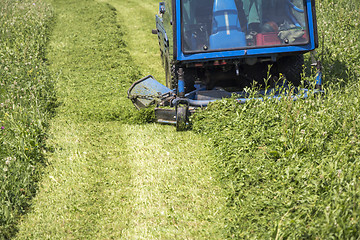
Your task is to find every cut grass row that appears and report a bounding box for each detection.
[15,0,227,238]
[14,0,139,237]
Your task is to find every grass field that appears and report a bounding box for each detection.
[2,0,360,239]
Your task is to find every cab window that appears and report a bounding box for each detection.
[181,0,309,52]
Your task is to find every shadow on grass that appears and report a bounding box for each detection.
[305,50,357,89]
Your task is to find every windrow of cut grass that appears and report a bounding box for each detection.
[192,0,360,238]
[14,0,227,238]
[0,1,55,238]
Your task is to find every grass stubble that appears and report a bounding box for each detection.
[14,0,226,239]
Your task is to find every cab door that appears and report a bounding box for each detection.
[155,1,174,88]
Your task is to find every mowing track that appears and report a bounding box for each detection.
[15,0,226,239]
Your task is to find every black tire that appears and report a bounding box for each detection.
[176,106,188,131]
[277,55,304,87]
[242,62,269,87]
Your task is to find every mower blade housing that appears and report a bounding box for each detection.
[127,75,172,109]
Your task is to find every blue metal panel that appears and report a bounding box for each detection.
[178,76,185,95]
[305,0,317,49]
[209,0,246,50]
[176,0,317,62]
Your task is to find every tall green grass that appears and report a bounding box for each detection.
[0,0,54,238]
[316,0,360,84]
[192,0,360,238]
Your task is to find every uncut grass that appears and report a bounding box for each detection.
[0,1,55,238]
[192,0,360,238]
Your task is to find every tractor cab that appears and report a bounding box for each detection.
[154,0,318,91]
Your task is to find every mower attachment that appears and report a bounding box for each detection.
[128,75,192,131]
[128,74,323,131]
[127,75,174,109]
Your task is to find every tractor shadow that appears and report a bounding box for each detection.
[304,53,355,88]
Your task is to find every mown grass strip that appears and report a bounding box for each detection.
[118,124,227,239]
[192,0,360,238]
[100,0,228,238]
[15,0,136,238]
[98,0,165,82]
[15,0,227,239]
[43,0,141,122]
[0,1,55,238]
[16,121,133,239]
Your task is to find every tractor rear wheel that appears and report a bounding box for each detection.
[176,105,189,131]
[277,54,304,87]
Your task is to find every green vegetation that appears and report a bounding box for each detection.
[192,0,360,238]
[317,0,360,83]
[0,1,55,238]
[4,0,359,238]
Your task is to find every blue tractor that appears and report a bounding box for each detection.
[128,0,322,130]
